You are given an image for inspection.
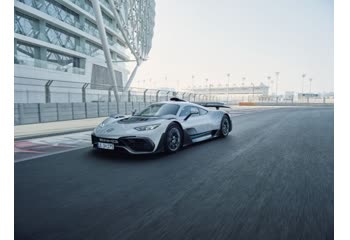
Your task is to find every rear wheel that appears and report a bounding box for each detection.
[220,115,230,137]
[164,123,183,153]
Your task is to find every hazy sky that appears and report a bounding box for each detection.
[132,0,333,93]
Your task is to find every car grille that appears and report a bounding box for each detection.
[91,135,154,152]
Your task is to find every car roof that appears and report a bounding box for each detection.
[157,101,203,107]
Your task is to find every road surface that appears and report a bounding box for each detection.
[15,107,334,240]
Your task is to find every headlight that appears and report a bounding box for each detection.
[134,124,160,131]
[98,122,105,128]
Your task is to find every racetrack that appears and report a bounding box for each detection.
[14,107,334,240]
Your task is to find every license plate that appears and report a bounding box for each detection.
[97,142,114,150]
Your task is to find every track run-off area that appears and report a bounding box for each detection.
[15,106,334,240]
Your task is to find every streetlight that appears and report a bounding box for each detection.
[302,73,306,94]
[309,78,312,93]
[209,83,212,99]
[191,75,195,91]
[275,72,279,103]
[226,73,230,103]
[267,76,271,96]
[251,82,255,102]
[242,77,246,86]
[205,78,209,96]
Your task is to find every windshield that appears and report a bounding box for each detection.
[136,104,180,117]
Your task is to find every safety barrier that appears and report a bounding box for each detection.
[239,102,256,106]
[14,102,150,125]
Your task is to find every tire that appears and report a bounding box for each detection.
[164,123,183,153]
[220,115,230,137]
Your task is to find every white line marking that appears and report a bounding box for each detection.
[14,146,90,164]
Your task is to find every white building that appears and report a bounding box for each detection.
[14,0,155,103]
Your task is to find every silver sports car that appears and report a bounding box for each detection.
[91,98,232,154]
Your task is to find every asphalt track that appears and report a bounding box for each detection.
[15,107,334,240]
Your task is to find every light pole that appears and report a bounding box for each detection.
[302,74,306,94]
[192,75,195,91]
[251,82,255,102]
[226,73,230,103]
[267,76,271,96]
[270,79,274,100]
[275,72,279,103]
[309,78,312,93]
[209,83,212,100]
[242,77,246,86]
[205,78,209,97]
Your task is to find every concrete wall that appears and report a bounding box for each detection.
[14,102,156,125]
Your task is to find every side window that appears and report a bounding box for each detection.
[199,108,208,115]
[179,106,199,117]
[179,106,191,117]
[190,107,200,116]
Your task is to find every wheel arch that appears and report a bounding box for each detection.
[223,113,232,132]
[167,121,192,146]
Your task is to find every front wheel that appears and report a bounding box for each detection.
[220,115,230,137]
[164,123,183,153]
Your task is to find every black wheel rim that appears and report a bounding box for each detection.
[167,128,181,151]
[222,118,229,136]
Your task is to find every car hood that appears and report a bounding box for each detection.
[94,116,167,136]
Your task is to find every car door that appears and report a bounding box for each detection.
[179,106,212,136]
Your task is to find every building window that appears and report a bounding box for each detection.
[47,50,80,68]
[14,12,40,38]
[107,32,115,45]
[102,12,114,29]
[43,0,79,27]
[84,19,99,38]
[45,24,79,50]
[110,51,117,60]
[85,41,104,58]
[17,0,43,9]
[15,41,40,61]
[117,39,126,48]
[67,0,94,16]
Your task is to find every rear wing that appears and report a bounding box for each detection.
[195,102,231,110]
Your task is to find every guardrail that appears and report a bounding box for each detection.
[14,102,149,125]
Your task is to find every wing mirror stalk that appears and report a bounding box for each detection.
[184,113,193,121]
[132,109,137,116]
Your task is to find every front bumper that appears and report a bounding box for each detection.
[91,134,157,154]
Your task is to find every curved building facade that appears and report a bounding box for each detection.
[14,0,155,103]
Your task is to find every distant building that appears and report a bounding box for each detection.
[284,91,295,101]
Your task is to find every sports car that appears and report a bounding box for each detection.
[91,98,232,154]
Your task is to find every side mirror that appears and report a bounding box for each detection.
[132,109,137,116]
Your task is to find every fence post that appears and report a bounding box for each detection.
[193,94,196,102]
[156,90,161,102]
[128,90,131,102]
[38,104,41,123]
[82,83,89,102]
[166,91,170,101]
[108,87,113,102]
[45,80,53,103]
[143,89,148,103]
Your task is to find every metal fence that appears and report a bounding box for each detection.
[14,78,214,104]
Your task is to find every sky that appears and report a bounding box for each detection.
[132,0,334,94]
